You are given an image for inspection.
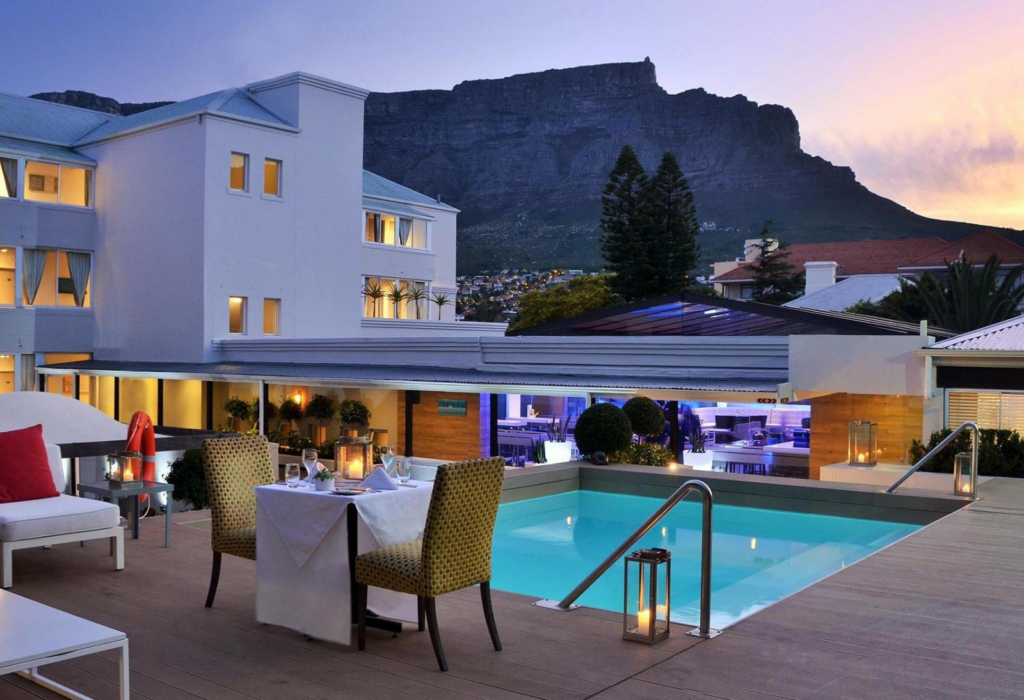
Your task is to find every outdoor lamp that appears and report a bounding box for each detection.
[623,548,671,645]
[847,421,878,466]
[334,437,371,480]
[106,450,143,488]
[954,451,973,496]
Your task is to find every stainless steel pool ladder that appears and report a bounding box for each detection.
[885,421,978,498]
[533,479,720,639]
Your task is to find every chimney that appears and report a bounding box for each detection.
[804,261,838,296]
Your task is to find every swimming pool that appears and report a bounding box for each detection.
[491,490,921,629]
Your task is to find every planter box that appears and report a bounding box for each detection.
[543,441,573,465]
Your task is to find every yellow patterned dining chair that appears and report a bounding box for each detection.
[202,434,275,608]
[355,457,505,672]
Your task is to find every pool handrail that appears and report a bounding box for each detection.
[884,421,978,498]
[533,478,719,639]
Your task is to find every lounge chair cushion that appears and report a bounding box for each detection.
[0,495,119,542]
[0,425,59,504]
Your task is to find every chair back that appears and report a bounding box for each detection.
[421,457,505,597]
[202,435,275,550]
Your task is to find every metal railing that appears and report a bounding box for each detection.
[885,421,979,498]
[533,479,719,638]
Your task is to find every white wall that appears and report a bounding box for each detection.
[789,335,929,397]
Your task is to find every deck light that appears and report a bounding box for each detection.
[623,548,671,645]
[848,421,878,466]
[954,452,973,496]
[106,450,143,489]
[334,436,371,480]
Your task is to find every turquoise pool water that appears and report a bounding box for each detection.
[491,490,920,629]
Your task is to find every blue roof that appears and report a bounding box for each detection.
[362,170,458,212]
[0,136,96,165]
[74,88,293,144]
[0,92,110,145]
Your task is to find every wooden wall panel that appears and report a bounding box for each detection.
[398,391,485,461]
[809,393,923,480]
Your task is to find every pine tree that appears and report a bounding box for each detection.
[600,145,650,300]
[645,152,699,294]
[750,220,804,304]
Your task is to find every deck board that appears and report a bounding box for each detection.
[3,479,1023,699]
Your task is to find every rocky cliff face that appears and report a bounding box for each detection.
[364,59,990,273]
[30,90,172,117]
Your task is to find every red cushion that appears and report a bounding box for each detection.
[0,424,59,503]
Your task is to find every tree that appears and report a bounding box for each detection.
[600,145,651,301]
[749,220,804,304]
[278,397,303,431]
[622,397,667,441]
[431,292,452,321]
[644,152,699,294]
[305,394,338,431]
[851,253,1024,333]
[511,275,623,331]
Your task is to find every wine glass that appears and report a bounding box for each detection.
[301,449,318,483]
[397,456,412,482]
[285,464,301,488]
[380,445,397,477]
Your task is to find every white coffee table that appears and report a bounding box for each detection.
[0,589,128,699]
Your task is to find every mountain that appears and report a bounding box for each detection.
[30,90,173,117]
[31,64,1018,274]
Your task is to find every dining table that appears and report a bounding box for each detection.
[253,480,433,645]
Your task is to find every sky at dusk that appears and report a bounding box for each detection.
[3,0,1022,229]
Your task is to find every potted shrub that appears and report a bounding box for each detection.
[543,415,573,464]
[338,399,371,433]
[574,403,633,463]
[305,393,338,444]
[622,397,667,442]
[684,427,713,469]
[223,396,252,433]
[278,397,303,435]
[311,464,335,491]
[247,397,278,431]
[164,449,208,511]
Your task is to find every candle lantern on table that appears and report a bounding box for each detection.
[847,421,878,466]
[953,451,974,497]
[334,437,371,480]
[623,548,671,644]
[106,450,143,488]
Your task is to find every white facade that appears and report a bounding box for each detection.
[0,71,505,391]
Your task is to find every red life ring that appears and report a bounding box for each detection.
[126,412,157,515]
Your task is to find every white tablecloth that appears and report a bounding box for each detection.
[254,482,433,645]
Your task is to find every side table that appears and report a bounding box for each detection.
[77,480,175,547]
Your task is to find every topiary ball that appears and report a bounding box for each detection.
[574,403,633,457]
[622,397,667,439]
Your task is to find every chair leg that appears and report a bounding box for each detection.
[480,581,502,651]
[205,552,222,608]
[1,543,11,589]
[417,596,426,632]
[357,583,368,651]
[424,597,448,672]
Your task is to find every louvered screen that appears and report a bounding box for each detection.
[999,394,1024,433]
[948,392,1000,430]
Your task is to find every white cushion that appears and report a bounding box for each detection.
[45,443,65,493]
[0,495,119,542]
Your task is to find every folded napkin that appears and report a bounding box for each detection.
[359,466,398,491]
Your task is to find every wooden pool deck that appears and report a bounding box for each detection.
[4,478,1023,700]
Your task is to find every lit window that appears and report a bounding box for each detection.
[24,161,92,207]
[0,246,13,306]
[365,210,428,250]
[19,249,91,308]
[365,213,380,243]
[230,153,248,191]
[0,158,16,199]
[380,215,396,245]
[263,298,280,335]
[228,296,247,334]
[363,277,429,320]
[263,159,282,197]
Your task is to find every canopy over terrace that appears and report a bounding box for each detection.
[508,291,956,338]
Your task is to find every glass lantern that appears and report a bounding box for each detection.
[334,437,371,481]
[106,450,143,489]
[848,421,878,466]
[623,548,671,645]
[954,451,974,497]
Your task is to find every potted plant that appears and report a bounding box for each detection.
[311,464,335,492]
[388,284,409,318]
[408,286,429,320]
[305,393,338,444]
[278,397,303,435]
[574,403,633,463]
[362,280,386,318]
[542,415,573,464]
[164,449,208,510]
[685,427,713,469]
[431,292,452,321]
[223,396,252,433]
[622,397,667,443]
[338,399,371,433]
[247,396,278,431]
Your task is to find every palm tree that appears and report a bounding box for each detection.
[407,286,429,320]
[362,280,385,318]
[431,292,452,321]
[388,283,410,318]
[916,253,1024,333]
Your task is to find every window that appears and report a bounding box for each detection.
[23,161,92,207]
[0,158,16,199]
[230,153,248,191]
[18,248,92,308]
[362,277,429,320]
[739,285,755,300]
[948,391,1024,433]
[228,296,247,334]
[263,159,282,197]
[263,298,280,335]
[0,247,13,306]
[364,211,428,250]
